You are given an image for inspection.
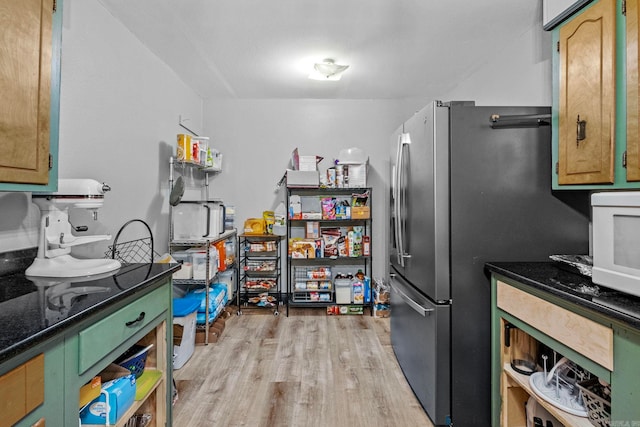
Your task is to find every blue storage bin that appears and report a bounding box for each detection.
[195,293,228,324]
[184,284,227,313]
[173,297,200,369]
[173,298,200,317]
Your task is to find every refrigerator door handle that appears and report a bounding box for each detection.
[390,274,433,317]
[393,136,404,266]
[395,133,412,265]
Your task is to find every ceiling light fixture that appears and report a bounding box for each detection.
[308,58,349,81]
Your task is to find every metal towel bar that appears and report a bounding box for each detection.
[490,113,551,129]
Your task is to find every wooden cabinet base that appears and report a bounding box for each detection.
[0,354,44,427]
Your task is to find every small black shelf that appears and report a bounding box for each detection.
[237,234,284,315]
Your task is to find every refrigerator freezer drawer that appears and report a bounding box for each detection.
[389,271,450,425]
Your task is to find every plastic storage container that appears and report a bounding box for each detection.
[335,278,352,304]
[187,248,218,280]
[172,251,193,279]
[173,298,200,369]
[217,270,235,299]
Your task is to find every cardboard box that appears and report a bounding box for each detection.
[298,155,319,171]
[287,170,319,188]
[195,327,220,344]
[99,364,132,382]
[79,375,136,425]
[327,305,365,315]
[301,212,322,220]
[79,376,101,408]
[289,239,316,259]
[351,206,370,219]
[306,221,319,238]
[374,304,391,318]
[375,289,390,304]
[289,195,302,219]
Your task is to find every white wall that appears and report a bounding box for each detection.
[443,21,552,106]
[0,0,203,257]
[202,21,553,280]
[203,99,408,281]
[0,0,553,279]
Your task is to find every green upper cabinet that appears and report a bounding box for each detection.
[626,0,640,181]
[0,0,60,192]
[552,0,640,189]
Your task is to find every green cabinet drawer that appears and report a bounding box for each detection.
[77,285,169,374]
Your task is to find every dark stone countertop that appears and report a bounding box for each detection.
[486,262,640,331]
[0,263,179,365]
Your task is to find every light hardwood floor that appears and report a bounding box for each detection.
[172,307,434,427]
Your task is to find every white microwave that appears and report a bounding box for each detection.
[591,191,640,297]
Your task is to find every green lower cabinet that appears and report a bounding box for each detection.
[611,325,640,424]
[0,278,173,427]
[63,283,172,427]
[11,340,65,427]
[491,274,640,426]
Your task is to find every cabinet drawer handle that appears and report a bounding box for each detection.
[125,311,146,327]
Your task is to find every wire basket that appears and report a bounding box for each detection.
[577,378,611,427]
[123,413,152,427]
[115,344,153,379]
[105,219,160,264]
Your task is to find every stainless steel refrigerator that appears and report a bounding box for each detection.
[388,101,589,426]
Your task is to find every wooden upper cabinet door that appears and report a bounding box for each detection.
[558,0,616,185]
[0,0,53,185]
[628,0,640,181]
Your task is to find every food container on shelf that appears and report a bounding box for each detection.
[173,200,226,240]
[335,278,352,304]
[217,270,235,299]
[171,252,192,279]
[337,147,368,187]
[177,134,192,162]
[187,248,218,280]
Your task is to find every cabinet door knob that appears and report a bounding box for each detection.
[125,311,146,326]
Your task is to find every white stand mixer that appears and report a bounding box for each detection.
[26,179,122,278]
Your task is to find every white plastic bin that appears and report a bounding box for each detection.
[187,248,218,280]
[217,270,235,299]
[335,278,352,304]
[172,252,193,280]
[173,298,200,369]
